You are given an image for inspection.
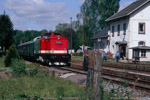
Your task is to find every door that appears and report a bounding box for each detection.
[119,44,126,57]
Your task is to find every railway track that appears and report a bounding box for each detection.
[31,61,150,91]
[66,64,150,91]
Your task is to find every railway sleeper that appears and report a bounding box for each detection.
[101,68,150,83]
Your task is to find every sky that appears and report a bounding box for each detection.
[0,0,136,31]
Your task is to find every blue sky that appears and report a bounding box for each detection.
[0,0,135,31]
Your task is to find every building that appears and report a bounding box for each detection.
[92,27,109,52]
[76,46,92,53]
[94,0,150,61]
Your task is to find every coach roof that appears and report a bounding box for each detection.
[106,0,149,21]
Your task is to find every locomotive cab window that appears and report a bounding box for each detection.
[44,35,50,39]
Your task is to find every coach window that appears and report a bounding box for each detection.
[139,23,145,34]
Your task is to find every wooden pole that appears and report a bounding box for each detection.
[86,51,102,100]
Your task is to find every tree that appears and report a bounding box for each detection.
[74,0,120,47]
[55,23,77,49]
[0,12,14,50]
[4,45,19,67]
[14,29,47,46]
[98,0,120,29]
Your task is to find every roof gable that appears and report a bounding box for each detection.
[106,0,149,21]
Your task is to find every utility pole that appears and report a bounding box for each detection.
[70,17,72,54]
[83,11,85,56]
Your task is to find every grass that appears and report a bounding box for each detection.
[0,57,88,99]
[0,72,89,99]
[106,58,115,62]
[72,55,83,60]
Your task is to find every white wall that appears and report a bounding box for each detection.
[129,2,150,60]
[109,1,150,61]
[109,18,129,57]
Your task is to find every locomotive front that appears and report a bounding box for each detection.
[38,32,71,66]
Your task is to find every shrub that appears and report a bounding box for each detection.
[4,45,19,67]
[11,59,26,76]
[26,67,39,76]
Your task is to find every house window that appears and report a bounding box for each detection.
[138,41,145,46]
[139,23,145,34]
[118,25,120,36]
[141,50,146,57]
[112,26,114,37]
[123,23,126,35]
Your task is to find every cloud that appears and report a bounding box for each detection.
[3,0,75,31]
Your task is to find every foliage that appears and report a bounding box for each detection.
[55,23,78,50]
[0,72,89,99]
[0,12,14,50]
[4,45,19,67]
[26,66,39,76]
[14,29,49,46]
[54,0,121,50]
[11,59,26,76]
[98,0,120,29]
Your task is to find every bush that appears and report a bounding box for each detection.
[4,45,19,67]
[11,59,26,76]
[26,67,38,76]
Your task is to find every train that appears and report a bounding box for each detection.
[18,32,71,66]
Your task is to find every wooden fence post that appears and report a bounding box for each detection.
[86,51,102,100]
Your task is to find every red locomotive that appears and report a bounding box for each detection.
[18,32,71,66]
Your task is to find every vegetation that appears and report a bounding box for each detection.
[4,45,19,67]
[11,59,26,76]
[98,0,120,29]
[0,12,14,50]
[53,0,121,50]
[14,29,51,46]
[0,72,89,99]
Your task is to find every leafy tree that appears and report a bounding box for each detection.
[0,12,14,50]
[14,30,47,46]
[73,0,120,48]
[55,23,77,49]
[99,0,120,29]
[4,45,19,67]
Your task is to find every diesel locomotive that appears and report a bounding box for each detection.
[18,32,71,66]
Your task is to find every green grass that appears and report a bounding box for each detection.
[0,73,89,99]
[107,58,115,62]
[72,55,83,60]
